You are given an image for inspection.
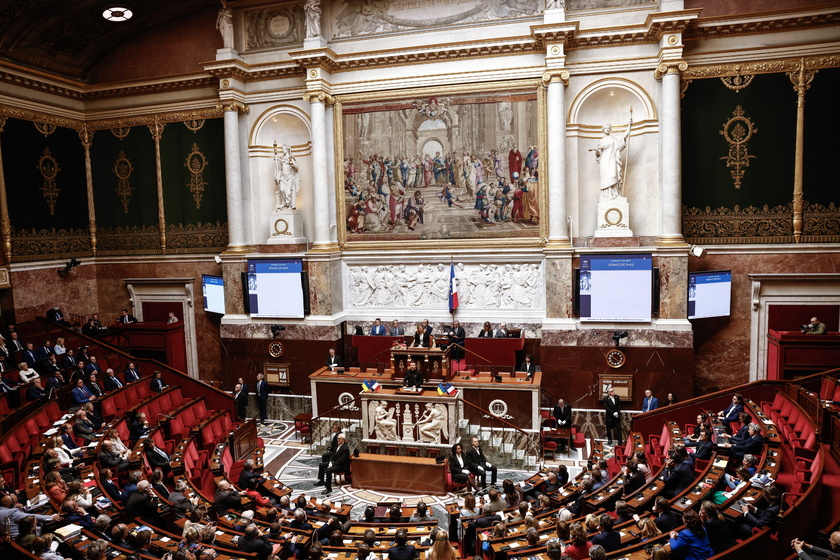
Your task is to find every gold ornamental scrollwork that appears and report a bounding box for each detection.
[720,71,754,93]
[185,143,208,209]
[112,150,135,213]
[682,54,840,81]
[302,91,335,104]
[111,126,131,139]
[654,60,688,80]
[682,203,794,244]
[184,119,205,133]
[217,101,250,114]
[34,122,56,137]
[36,147,61,215]
[719,105,757,190]
[540,69,570,86]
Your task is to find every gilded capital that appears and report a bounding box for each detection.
[78,125,94,149]
[654,60,688,80]
[541,69,570,86]
[217,100,250,114]
[303,91,335,104]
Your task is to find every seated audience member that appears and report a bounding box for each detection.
[518,354,536,377]
[22,345,38,369]
[661,451,694,499]
[614,500,634,525]
[35,341,54,362]
[791,532,840,559]
[149,370,168,393]
[410,324,434,348]
[39,354,61,378]
[714,466,752,503]
[638,517,661,541]
[25,378,46,401]
[19,361,39,383]
[53,337,67,356]
[245,478,272,507]
[718,393,745,432]
[238,524,274,560]
[149,469,169,498]
[47,306,71,327]
[45,370,65,393]
[388,529,418,560]
[477,321,493,337]
[66,480,93,508]
[733,485,782,540]
[668,509,714,560]
[390,320,405,336]
[0,496,60,539]
[124,363,141,383]
[635,497,681,534]
[567,478,593,517]
[666,392,677,407]
[118,309,139,324]
[70,378,95,406]
[370,318,387,336]
[16,515,39,549]
[125,481,159,524]
[723,423,764,463]
[61,499,95,528]
[33,535,65,560]
[60,349,78,371]
[103,368,124,391]
[85,356,102,377]
[233,510,255,532]
[427,530,458,560]
[492,322,508,338]
[98,468,121,503]
[144,439,172,474]
[622,459,646,497]
[723,454,758,490]
[804,316,826,335]
[409,502,434,522]
[44,471,68,504]
[129,411,150,443]
[325,348,342,370]
[73,410,97,442]
[84,372,103,398]
[110,524,132,549]
[563,522,592,560]
[506,502,530,524]
[641,389,659,413]
[689,429,716,461]
[130,529,154,555]
[450,443,479,493]
[699,501,736,555]
[120,471,142,506]
[722,412,752,444]
[168,479,196,519]
[82,402,104,430]
[592,513,621,553]
[214,480,242,515]
[59,425,82,456]
[590,468,605,492]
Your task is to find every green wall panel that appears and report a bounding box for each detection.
[159,118,227,226]
[89,126,159,228]
[682,73,796,210]
[2,118,88,232]
[802,66,840,207]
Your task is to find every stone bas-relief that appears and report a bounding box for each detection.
[245,6,304,50]
[367,400,449,443]
[333,0,540,38]
[346,261,543,310]
[566,0,654,10]
[344,93,540,241]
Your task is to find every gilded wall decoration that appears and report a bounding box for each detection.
[333,0,539,38]
[682,203,794,244]
[36,147,60,215]
[165,222,228,253]
[720,73,754,92]
[112,150,134,213]
[184,119,205,133]
[719,106,757,190]
[33,122,56,137]
[245,6,303,50]
[185,143,208,209]
[342,91,540,242]
[10,226,91,261]
[96,225,161,255]
[803,202,840,242]
[111,126,131,139]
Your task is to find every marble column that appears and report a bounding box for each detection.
[545,71,570,245]
[78,125,97,256]
[656,63,687,247]
[222,102,248,250]
[305,92,334,250]
[325,103,338,244]
[237,106,253,246]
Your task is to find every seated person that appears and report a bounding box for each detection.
[326,348,342,370]
[721,423,764,463]
[409,502,434,522]
[410,325,434,348]
[591,514,621,553]
[804,316,826,335]
[403,362,423,389]
[661,451,694,499]
[518,354,536,377]
[733,485,782,540]
[477,321,493,338]
[492,323,508,338]
[370,318,387,336]
[717,393,745,433]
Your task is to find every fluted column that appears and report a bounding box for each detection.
[0,117,11,261]
[655,61,687,247]
[148,117,167,251]
[78,125,97,256]
[788,59,816,243]
[543,70,570,246]
[221,101,249,251]
[304,91,335,250]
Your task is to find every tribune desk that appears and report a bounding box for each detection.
[351,453,447,495]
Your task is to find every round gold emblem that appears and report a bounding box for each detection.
[604,208,623,226]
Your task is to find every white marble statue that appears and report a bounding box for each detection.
[304,0,321,39]
[273,143,300,210]
[416,403,448,443]
[369,401,399,441]
[216,2,234,49]
[593,117,632,199]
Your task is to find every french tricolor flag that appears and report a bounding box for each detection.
[449,263,459,313]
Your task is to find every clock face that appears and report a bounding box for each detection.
[268,341,284,358]
[606,349,626,369]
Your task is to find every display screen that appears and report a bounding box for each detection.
[688,270,732,319]
[246,259,305,318]
[202,275,225,315]
[579,254,653,322]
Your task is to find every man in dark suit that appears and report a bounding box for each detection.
[553,398,573,449]
[118,309,138,324]
[402,362,423,389]
[238,459,265,490]
[144,439,172,474]
[125,481,159,524]
[662,452,694,499]
[25,378,46,401]
[446,320,466,366]
[35,340,53,362]
[518,354,536,377]
[733,485,782,539]
[420,318,433,336]
[71,378,95,406]
[390,320,405,336]
[690,430,716,461]
[22,343,38,368]
[323,433,350,495]
[86,373,104,398]
[45,369,66,393]
[718,393,745,433]
[61,349,78,370]
[237,524,274,560]
[167,479,196,519]
[642,389,659,413]
[8,331,24,354]
[124,363,140,383]
[603,386,622,445]
[388,529,419,560]
[492,322,508,338]
[255,372,269,423]
[85,356,102,377]
[592,514,622,553]
[129,411,150,443]
[466,435,497,488]
[325,348,342,370]
[315,423,341,487]
[39,355,62,378]
[149,370,167,393]
[46,305,71,326]
[214,480,242,514]
[288,510,313,557]
[370,318,387,335]
[234,383,248,421]
[99,440,130,472]
[103,368,123,391]
[724,423,764,463]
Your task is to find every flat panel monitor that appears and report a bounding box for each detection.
[201,275,225,315]
[688,270,732,319]
[579,254,653,322]
[247,259,305,318]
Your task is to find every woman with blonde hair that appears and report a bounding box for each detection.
[427,530,458,560]
[65,480,93,508]
[584,513,600,533]
[638,517,662,540]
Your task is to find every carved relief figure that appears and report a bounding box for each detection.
[369,401,399,441]
[273,143,300,210]
[216,2,234,49]
[416,403,448,443]
[303,0,321,39]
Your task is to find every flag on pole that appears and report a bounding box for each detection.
[361,380,381,392]
[449,262,459,313]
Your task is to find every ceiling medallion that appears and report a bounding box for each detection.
[102,7,133,22]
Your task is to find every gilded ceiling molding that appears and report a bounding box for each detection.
[0,105,81,129]
[204,60,303,82]
[685,10,840,41]
[335,78,540,105]
[87,107,226,131]
[682,54,840,80]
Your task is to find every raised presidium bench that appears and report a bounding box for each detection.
[350,453,448,495]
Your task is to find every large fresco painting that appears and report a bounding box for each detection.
[341,91,541,242]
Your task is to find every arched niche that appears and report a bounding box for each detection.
[569,78,656,127]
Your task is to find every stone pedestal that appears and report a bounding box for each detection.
[594,196,633,237]
[267,210,306,245]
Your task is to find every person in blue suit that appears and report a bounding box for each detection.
[718,393,744,433]
[642,389,659,413]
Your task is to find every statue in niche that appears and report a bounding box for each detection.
[369,401,399,441]
[499,102,513,132]
[304,0,321,39]
[416,403,448,443]
[593,115,632,199]
[273,142,300,210]
[216,1,234,49]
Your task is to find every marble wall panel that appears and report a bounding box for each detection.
[658,255,688,319]
[545,256,573,318]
